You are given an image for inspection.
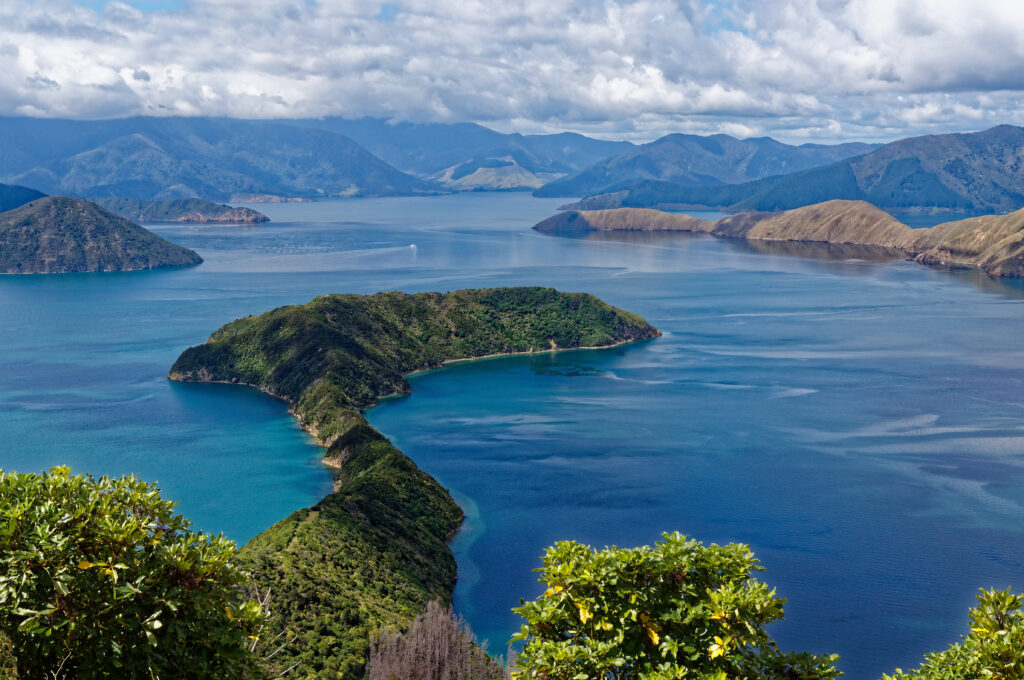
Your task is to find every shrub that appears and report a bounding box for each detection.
[0,466,265,679]
[884,588,1024,680]
[511,532,840,679]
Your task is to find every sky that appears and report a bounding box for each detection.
[2,0,1024,143]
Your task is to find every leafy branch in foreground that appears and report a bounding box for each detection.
[0,466,266,680]
[512,532,841,680]
[884,588,1024,680]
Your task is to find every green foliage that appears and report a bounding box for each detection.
[511,532,840,680]
[169,287,660,678]
[241,436,464,678]
[0,630,16,679]
[0,466,265,679]
[884,588,1024,680]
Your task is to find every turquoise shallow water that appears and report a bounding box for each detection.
[2,194,1024,678]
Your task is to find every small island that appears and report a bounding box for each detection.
[169,287,659,676]
[0,196,202,274]
[535,200,1024,277]
[91,198,269,224]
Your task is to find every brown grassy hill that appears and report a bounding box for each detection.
[535,199,1024,277]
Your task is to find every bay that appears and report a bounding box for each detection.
[2,193,1023,678]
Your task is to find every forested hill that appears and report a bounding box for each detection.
[168,287,659,677]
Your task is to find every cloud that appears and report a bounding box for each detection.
[1,0,1023,142]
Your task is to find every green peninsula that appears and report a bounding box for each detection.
[168,287,659,677]
[535,200,1024,277]
[0,196,202,274]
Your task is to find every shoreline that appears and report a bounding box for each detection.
[170,331,660,451]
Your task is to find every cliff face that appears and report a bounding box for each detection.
[534,200,1024,278]
[169,287,659,677]
[0,196,202,274]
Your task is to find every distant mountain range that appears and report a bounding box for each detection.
[0,118,440,201]
[534,133,877,197]
[5,117,1024,215]
[287,118,634,190]
[562,125,1024,215]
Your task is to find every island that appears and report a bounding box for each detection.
[0,196,202,274]
[535,200,1024,277]
[91,198,269,224]
[169,287,660,677]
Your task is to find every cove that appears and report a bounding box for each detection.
[2,194,1024,679]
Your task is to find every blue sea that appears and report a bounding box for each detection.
[2,193,1023,678]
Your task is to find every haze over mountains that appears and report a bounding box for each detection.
[288,118,634,190]
[564,125,1024,215]
[0,118,438,201]
[534,134,877,197]
[2,117,1024,220]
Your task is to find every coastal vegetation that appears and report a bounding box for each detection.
[535,200,1024,277]
[92,198,269,224]
[169,287,660,676]
[512,532,841,679]
[2,466,1018,680]
[883,589,1024,680]
[0,196,202,274]
[0,467,266,679]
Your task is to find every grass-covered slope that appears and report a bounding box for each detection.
[168,287,659,677]
[0,196,202,274]
[535,201,1024,277]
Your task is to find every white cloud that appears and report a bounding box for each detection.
[1,0,1024,142]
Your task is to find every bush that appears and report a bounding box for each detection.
[0,630,16,679]
[884,588,1024,680]
[0,466,265,679]
[511,532,840,679]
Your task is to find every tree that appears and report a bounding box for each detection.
[883,588,1024,680]
[0,466,266,679]
[511,532,840,680]
[367,599,509,680]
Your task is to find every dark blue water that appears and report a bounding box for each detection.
[3,194,1024,678]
